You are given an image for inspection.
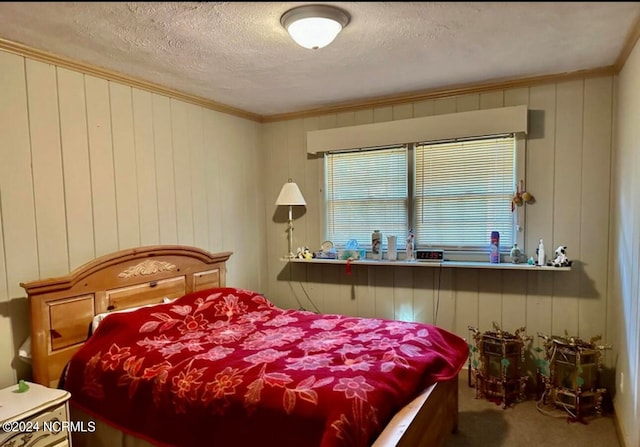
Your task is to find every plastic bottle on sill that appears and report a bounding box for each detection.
[537,239,545,266]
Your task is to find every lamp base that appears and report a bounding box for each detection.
[285,215,295,260]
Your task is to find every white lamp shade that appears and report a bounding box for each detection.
[281,5,350,50]
[275,180,306,206]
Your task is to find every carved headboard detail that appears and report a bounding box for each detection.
[20,245,232,387]
[117,259,178,278]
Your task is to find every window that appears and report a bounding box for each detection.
[324,134,519,255]
[325,146,408,248]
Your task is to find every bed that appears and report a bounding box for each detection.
[21,245,467,447]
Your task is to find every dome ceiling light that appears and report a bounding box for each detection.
[280,4,350,50]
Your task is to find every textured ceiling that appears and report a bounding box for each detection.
[0,2,639,118]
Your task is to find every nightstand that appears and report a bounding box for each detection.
[0,381,72,447]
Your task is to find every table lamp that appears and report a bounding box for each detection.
[275,179,307,259]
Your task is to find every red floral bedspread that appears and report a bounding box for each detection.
[63,288,468,447]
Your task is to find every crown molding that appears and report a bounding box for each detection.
[615,11,640,72]
[0,37,263,123]
[262,66,617,123]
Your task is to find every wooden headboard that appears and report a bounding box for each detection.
[20,245,232,388]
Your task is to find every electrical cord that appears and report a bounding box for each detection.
[535,389,578,419]
[434,263,443,325]
[536,342,579,420]
[292,258,444,321]
[295,280,321,314]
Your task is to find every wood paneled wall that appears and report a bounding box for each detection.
[0,50,266,387]
[0,45,620,416]
[0,33,635,444]
[263,77,614,381]
[609,38,640,447]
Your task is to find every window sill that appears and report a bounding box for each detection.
[286,258,571,271]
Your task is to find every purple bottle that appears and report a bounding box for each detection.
[490,231,500,263]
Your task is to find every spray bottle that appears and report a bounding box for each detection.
[537,239,545,266]
[490,231,500,263]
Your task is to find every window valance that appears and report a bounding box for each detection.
[306,105,528,154]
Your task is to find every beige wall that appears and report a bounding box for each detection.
[0,50,266,387]
[610,38,640,447]
[263,78,615,388]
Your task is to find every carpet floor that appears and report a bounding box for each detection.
[443,370,620,447]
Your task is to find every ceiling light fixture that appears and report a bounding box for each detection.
[281,4,350,50]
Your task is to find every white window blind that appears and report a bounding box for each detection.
[414,135,516,250]
[325,147,408,248]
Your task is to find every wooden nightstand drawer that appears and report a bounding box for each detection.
[1,402,69,446]
[0,382,72,447]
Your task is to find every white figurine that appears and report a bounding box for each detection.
[549,245,572,267]
[406,229,415,261]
